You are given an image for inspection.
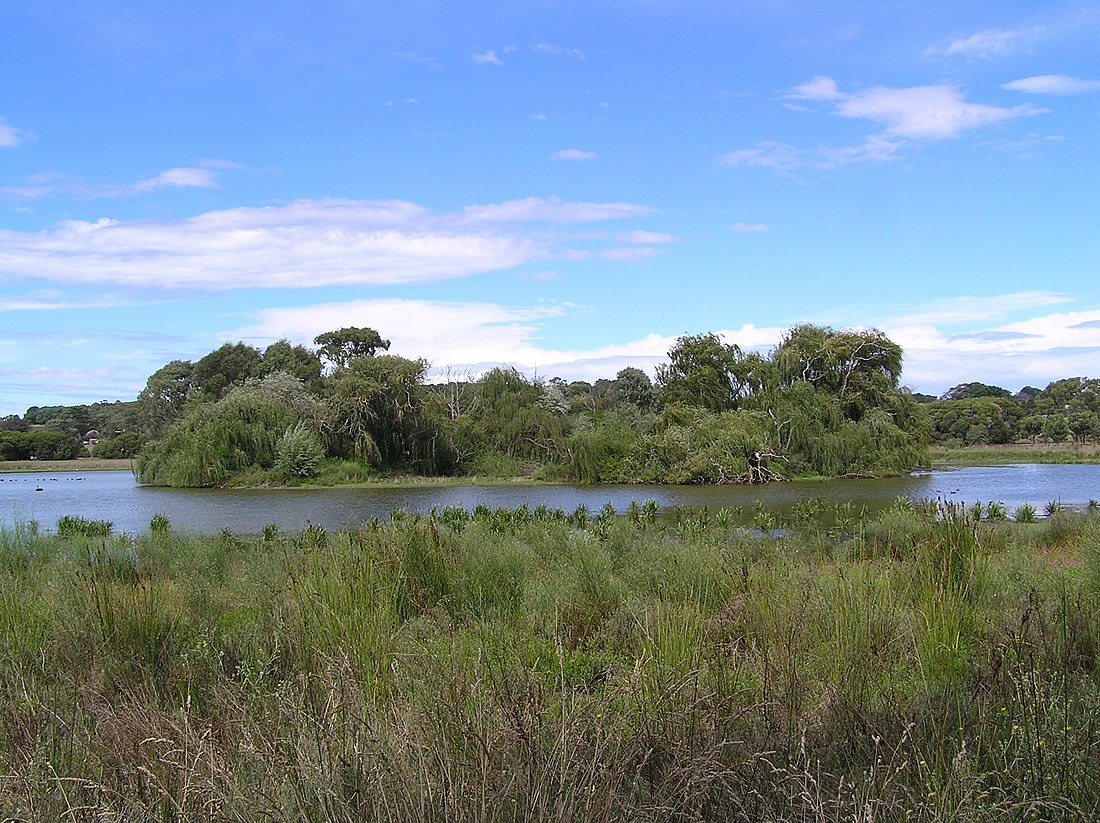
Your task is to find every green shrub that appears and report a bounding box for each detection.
[56,515,113,538]
[1014,503,1037,523]
[274,421,325,479]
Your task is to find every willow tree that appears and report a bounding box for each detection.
[773,325,902,419]
[656,333,766,412]
[320,354,454,474]
[137,378,306,487]
[458,368,568,463]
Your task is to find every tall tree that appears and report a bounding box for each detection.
[314,327,390,369]
[191,342,263,401]
[321,355,452,473]
[774,325,902,418]
[138,360,194,436]
[656,333,761,412]
[612,367,655,410]
[260,339,324,391]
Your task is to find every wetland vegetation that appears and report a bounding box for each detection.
[1,499,1098,820]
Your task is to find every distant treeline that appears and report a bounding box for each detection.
[0,429,82,461]
[926,379,1100,446]
[1,400,144,459]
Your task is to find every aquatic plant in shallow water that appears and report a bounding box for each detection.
[1014,503,1037,523]
[56,515,113,538]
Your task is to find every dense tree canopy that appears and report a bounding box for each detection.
[656,333,763,412]
[53,322,1100,487]
[321,354,453,474]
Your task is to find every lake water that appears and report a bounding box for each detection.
[1,464,1098,536]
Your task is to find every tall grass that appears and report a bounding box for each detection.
[0,501,1098,820]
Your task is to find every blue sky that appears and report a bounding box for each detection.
[2,1,1099,415]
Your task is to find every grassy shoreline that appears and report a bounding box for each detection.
[0,457,135,473]
[930,442,1100,466]
[1,501,1098,820]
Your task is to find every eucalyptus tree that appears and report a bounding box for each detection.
[138,359,194,436]
[612,367,656,410]
[314,327,390,370]
[940,382,1011,400]
[190,342,263,401]
[927,396,1021,445]
[260,339,324,392]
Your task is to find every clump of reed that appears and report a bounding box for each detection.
[0,500,1097,821]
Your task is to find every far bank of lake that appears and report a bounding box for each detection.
[2,463,1099,535]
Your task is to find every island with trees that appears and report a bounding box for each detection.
[5,323,1099,485]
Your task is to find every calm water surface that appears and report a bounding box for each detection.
[1,464,1098,535]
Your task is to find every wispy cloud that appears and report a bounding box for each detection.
[1003,75,1100,95]
[550,148,596,161]
[927,28,1029,59]
[883,291,1071,327]
[132,167,219,192]
[616,231,674,244]
[0,290,143,313]
[730,222,769,233]
[0,117,32,148]
[826,81,1040,140]
[472,49,502,65]
[457,197,652,224]
[2,162,227,201]
[829,291,1098,393]
[0,197,657,291]
[533,42,584,59]
[721,142,803,171]
[392,52,442,69]
[722,136,901,172]
[724,78,1043,172]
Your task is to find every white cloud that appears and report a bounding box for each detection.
[616,231,674,244]
[833,83,1040,140]
[0,118,32,148]
[233,298,568,367]
[230,298,789,382]
[730,223,769,233]
[533,43,584,59]
[722,135,902,172]
[472,49,502,65]
[0,291,134,312]
[885,292,1071,327]
[457,196,651,224]
[720,141,803,171]
[1003,75,1100,95]
[725,78,1043,173]
[132,166,219,192]
[0,197,657,291]
[864,293,1100,393]
[929,28,1026,58]
[550,148,597,161]
[789,76,843,101]
[2,162,230,200]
